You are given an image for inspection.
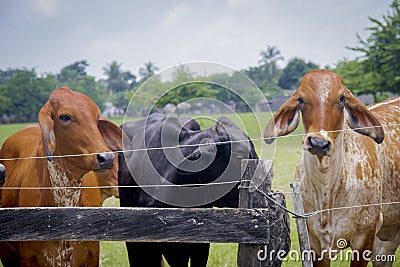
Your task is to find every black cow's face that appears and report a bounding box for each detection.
[175,118,255,184]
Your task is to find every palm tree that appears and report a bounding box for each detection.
[103,61,136,95]
[248,45,285,95]
[139,61,159,82]
[103,61,123,81]
[259,46,284,71]
[258,45,284,84]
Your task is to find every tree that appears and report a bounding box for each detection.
[139,61,159,82]
[206,73,239,104]
[259,46,284,83]
[243,66,265,90]
[156,83,216,107]
[335,59,390,102]
[243,45,284,97]
[152,67,217,114]
[112,91,129,110]
[125,75,165,116]
[279,58,319,90]
[0,69,19,85]
[1,69,56,122]
[0,86,11,115]
[348,0,400,98]
[57,61,105,109]
[62,60,88,76]
[103,61,123,81]
[103,61,136,95]
[259,45,284,69]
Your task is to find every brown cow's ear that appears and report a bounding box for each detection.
[264,96,300,144]
[344,90,384,144]
[38,101,56,161]
[98,117,123,151]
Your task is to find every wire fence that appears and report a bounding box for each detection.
[0,121,399,218]
[0,122,398,161]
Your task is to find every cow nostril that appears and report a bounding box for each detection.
[309,137,329,148]
[97,152,114,168]
[308,137,330,154]
[97,154,106,164]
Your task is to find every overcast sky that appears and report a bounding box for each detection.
[0,0,393,79]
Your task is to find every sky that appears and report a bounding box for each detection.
[0,0,393,79]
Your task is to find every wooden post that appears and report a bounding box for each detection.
[290,182,313,267]
[238,160,291,267]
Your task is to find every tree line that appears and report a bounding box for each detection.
[0,0,399,122]
[337,0,400,102]
[0,50,320,122]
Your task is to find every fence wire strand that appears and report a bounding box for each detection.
[0,122,399,218]
[0,122,398,161]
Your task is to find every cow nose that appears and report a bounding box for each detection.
[97,152,114,170]
[0,163,6,184]
[307,137,331,156]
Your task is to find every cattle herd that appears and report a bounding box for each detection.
[0,69,398,266]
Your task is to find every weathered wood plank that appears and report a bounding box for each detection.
[238,160,291,267]
[0,207,271,243]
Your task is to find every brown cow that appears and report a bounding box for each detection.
[0,87,122,267]
[0,124,119,203]
[264,69,400,266]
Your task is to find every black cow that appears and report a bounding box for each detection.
[118,113,258,267]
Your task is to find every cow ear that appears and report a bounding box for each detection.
[344,90,384,144]
[264,96,300,144]
[215,118,229,139]
[38,101,56,161]
[163,117,187,142]
[98,117,123,151]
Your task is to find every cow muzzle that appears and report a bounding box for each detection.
[95,152,115,171]
[304,135,332,157]
[0,163,6,184]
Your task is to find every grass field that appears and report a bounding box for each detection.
[0,112,397,266]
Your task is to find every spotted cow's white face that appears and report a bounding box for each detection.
[264,69,384,157]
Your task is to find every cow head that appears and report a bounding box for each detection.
[264,69,384,157]
[38,87,122,172]
[177,117,257,180]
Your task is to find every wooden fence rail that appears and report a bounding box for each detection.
[0,159,293,267]
[0,207,270,243]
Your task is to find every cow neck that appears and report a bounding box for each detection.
[47,158,83,207]
[300,130,344,229]
[43,240,74,267]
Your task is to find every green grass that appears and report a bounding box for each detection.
[0,113,396,266]
[0,123,36,145]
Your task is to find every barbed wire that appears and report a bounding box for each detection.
[0,122,398,161]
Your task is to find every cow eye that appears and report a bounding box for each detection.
[59,115,72,123]
[297,97,304,105]
[339,95,346,104]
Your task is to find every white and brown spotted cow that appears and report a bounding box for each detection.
[264,69,400,266]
